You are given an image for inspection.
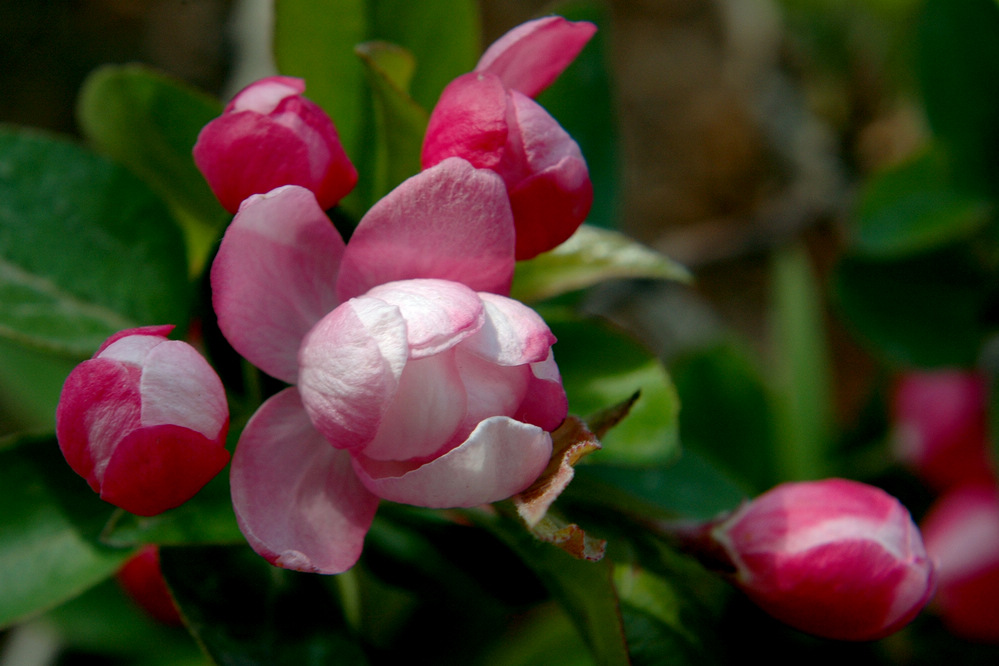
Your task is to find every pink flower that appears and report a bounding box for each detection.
[892,370,994,492]
[691,479,935,641]
[421,17,596,260]
[56,326,230,516]
[921,484,999,642]
[117,545,183,626]
[193,76,358,214]
[212,157,567,574]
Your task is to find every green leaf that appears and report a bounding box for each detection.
[477,605,596,666]
[918,0,999,192]
[76,65,228,274]
[769,244,834,480]
[0,339,77,433]
[0,126,191,359]
[832,249,991,367]
[161,545,368,666]
[0,435,131,629]
[538,1,618,229]
[356,41,429,206]
[475,510,630,666]
[546,312,679,466]
[670,342,779,493]
[511,225,690,303]
[853,147,993,257]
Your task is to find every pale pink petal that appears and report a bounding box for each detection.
[361,352,467,462]
[513,349,568,432]
[353,416,552,508]
[475,17,597,98]
[95,325,173,356]
[337,158,516,298]
[139,340,228,438]
[460,292,556,365]
[227,76,304,114]
[298,297,408,451]
[454,349,529,432]
[421,73,509,172]
[364,279,485,358]
[211,185,345,383]
[231,388,379,574]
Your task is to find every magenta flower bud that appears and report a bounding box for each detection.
[56,326,230,516]
[116,545,183,626]
[193,76,358,213]
[892,370,994,492]
[921,484,999,642]
[698,479,935,641]
[421,17,596,260]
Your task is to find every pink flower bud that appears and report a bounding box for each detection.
[56,326,230,516]
[193,76,358,213]
[421,18,595,260]
[701,479,935,641]
[892,371,994,492]
[921,484,999,642]
[116,545,182,626]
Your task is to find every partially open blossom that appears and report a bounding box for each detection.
[117,545,183,626]
[921,484,999,642]
[892,370,994,492]
[670,479,936,641]
[193,76,357,213]
[422,17,596,260]
[56,326,230,516]
[212,157,567,574]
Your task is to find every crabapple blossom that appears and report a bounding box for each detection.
[921,484,999,642]
[671,479,936,641]
[212,158,567,574]
[422,17,596,260]
[892,370,994,492]
[193,76,357,213]
[56,326,230,516]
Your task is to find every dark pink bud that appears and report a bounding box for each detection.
[892,370,994,492]
[699,479,935,641]
[421,18,595,260]
[921,484,999,642]
[117,545,183,626]
[193,76,358,213]
[56,326,230,516]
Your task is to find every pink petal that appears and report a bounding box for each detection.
[227,76,304,114]
[361,352,467,462]
[336,158,516,298]
[298,297,409,451]
[139,340,228,439]
[352,416,553,508]
[509,156,592,259]
[230,388,379,574]
[211,185,345,383]
[421,73,510,172]
[475,16,597,98]
[364,279,484,359]
[513,350,568,432]
[454,349,529,432]
[460,292,556,365]
[95,325,173,356]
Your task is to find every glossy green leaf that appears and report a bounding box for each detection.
[770,244,833,481]
[918,0,999,192]
[853,148,992,257]
[832,249,991,367]
[478,605,595,666]
[161,545,368,666]
[0,339,77,433]
[0,436,131,629]
[538,1,617,229]
[76,65,227,273]
[356,41,429,206]
[477,510,630,666]
[670,342,778,494]
[546,312,679,466]
[0,126,190,359]
[511,225,690,303]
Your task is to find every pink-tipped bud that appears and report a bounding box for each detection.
[56,326,230,516]
[421,18,595,260]
[892,370,994,492]
[117,545,183,626]
[193,76,358,214]
[681,479,936,641]
[921,484,999,642]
